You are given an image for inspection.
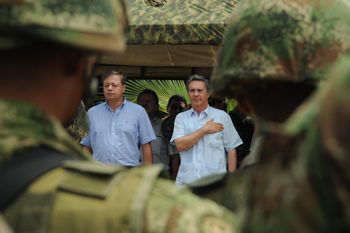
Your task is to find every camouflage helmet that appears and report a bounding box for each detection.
[0,0,128,53]
[65,101,90,140]
[211,0,350,97]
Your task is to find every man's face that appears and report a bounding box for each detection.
[167,100,186,117]
[188,80,209,111]
[137,93,159,119]
[103,74,125,102]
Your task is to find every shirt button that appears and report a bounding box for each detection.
[111,154,114,157]
[112,133,115,135]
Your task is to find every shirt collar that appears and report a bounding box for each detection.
[105,97,126,112]
[190,105,210,116]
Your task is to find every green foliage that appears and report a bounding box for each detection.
[226,100,237,113]
[124,79,190,114]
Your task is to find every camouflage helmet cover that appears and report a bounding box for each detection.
[0,0,128,53]
[211,0,350,96]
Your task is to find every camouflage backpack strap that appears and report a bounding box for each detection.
[0,146,73,211]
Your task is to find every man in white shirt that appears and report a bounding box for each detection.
[170,74,243,186]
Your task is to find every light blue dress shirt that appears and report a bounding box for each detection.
[170,106,243,186]
[80,98,156,166]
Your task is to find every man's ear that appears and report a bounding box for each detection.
[235,93,255,117]
[122,84,126,93]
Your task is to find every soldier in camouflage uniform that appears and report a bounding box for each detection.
[239,51,350,233]
[190,0,350,216]
[0,1,236,233]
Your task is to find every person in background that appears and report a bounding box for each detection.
[162,94,187,180]
[229,106,255,168]
[137,89,169,170]
[81,70,155,166]
[171,74,243,186]
[209,97,227,112]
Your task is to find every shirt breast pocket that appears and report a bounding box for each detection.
[118,119,137,135]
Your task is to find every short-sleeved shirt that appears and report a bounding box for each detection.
[80,98,156,166]
[150,117,169,170]
[170,105,243,186]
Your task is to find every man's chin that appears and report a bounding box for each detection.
[106,94,115,99]
[106,96,117,102]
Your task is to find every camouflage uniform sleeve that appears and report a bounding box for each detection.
[145,179,237,233]
[240,130,342,233]
[239,133,308,233]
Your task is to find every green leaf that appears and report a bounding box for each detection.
[124,79,190,113]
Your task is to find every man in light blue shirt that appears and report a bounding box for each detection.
[170,74,243,186]
[81,70,156,166]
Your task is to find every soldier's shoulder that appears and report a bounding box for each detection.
[147,178,237,233]
[55,162,237,233]
[51,162,168,232]
[188,168,255,213]
[6,161,162,232]
[6,160,237,233]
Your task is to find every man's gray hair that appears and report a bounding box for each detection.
[101,70,127,85]
[186,74,209,92]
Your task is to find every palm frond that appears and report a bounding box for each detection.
[124,79,190,113]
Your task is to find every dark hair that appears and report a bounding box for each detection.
[168,94,187,107]
[186,74,209,92]
[137,89,159,104]
[101,70,127,85]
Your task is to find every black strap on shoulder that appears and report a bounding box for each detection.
[0,146,73,211]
